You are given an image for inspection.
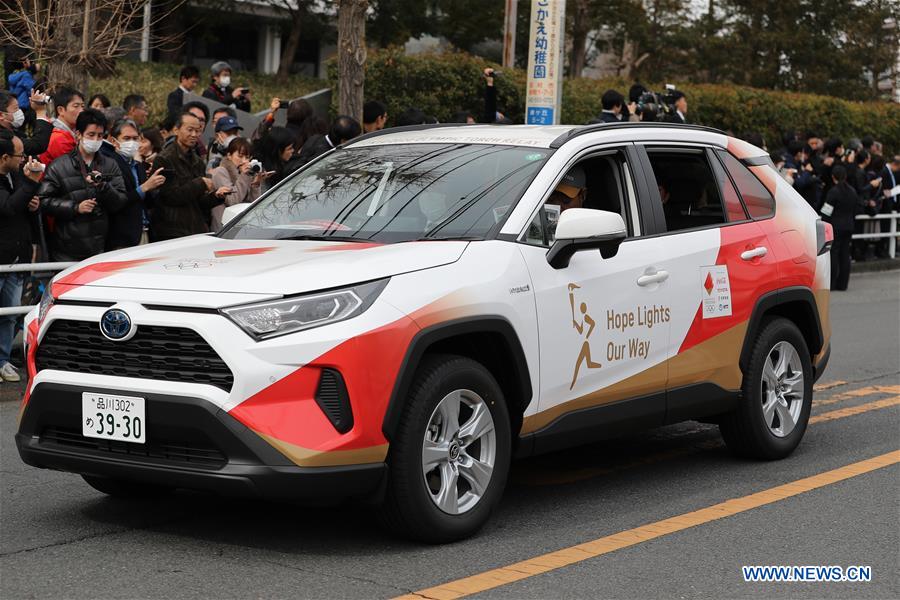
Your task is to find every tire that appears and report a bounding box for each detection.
[82,475,174,498]
[378,354,511,543]
[720,317,813,460]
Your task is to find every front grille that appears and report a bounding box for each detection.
[35,319,234,391]
[40,426,227,468]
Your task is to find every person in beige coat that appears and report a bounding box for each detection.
[209,137,263,230]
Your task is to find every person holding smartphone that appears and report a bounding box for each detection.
[202,61,251,112]
[0,129,43,383]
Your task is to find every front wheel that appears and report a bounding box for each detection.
[720,317,813,459]
[378,355,511,543]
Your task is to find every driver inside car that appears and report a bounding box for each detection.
[546,165,587,212]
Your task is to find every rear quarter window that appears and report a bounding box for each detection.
[717,150,775,219]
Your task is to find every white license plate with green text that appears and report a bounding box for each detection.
[81,393,146,444]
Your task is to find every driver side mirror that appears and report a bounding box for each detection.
[546,208,627,269]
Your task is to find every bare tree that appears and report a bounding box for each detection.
[336,0,367,124]
[0,0,184,93]
[265,0,311,83]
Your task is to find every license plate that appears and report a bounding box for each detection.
[82,393,146,444]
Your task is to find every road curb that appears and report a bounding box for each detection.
[853,258,900,273]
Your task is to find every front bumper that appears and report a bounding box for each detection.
[16,383,386,501]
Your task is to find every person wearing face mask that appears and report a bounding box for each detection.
[209,137,265,230]
[37,108,127,261]
[0,129,43,384]
[206,115,243,172]
[100,118,166,249]
[0,90,51,158]
[202,61,251,112]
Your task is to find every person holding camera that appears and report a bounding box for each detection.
[207,115,243,172]
[202,61,251,113]
[37,108,128,262]
[0,89,52,157]
[0,129,43,383]
[209,137,265,230]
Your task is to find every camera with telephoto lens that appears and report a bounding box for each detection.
[634,84,679,121]
[248,159,263,175]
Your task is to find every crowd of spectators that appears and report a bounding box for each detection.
[0,59,898,382]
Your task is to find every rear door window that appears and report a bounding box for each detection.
[717,150,776,219]
[645,149,728,233]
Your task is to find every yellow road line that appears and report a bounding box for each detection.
[814,379,847,391]
[516,395,899,487]
[395,450,900,600]
[814,384,900,407]
[810,396,900,424]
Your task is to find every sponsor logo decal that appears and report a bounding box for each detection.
[701,265,733,318]
[164,258,229,270]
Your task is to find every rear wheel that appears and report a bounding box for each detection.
[378,355,511,543]
[720,317,812,459]
[82,475,173,498]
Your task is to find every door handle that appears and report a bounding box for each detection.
[637,270,669,286]
[741,246,768,261]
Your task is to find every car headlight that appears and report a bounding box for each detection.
[38,284,55,324]
[221,279,389,340]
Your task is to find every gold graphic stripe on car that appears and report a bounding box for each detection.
[256,432,389,467]
[393,450,900,600]
[521,321,747,434]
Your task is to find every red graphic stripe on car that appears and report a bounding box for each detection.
[51,258,159,297]
[20,319,40,410]
[308,242,384,252]
[213,247,276,257]
[229,314,420,454]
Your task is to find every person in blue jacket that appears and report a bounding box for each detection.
[7,59,38,109]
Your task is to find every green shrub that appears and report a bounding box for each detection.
[335,48,899,154]
[88,60,323,125]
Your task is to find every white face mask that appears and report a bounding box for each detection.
[222,134,237,149]
[81,138,103,154]
[117,140,140,159]
[10,109,25,129]
[219,75,231,88]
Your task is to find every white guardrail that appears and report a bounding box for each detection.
[1,211,898,317]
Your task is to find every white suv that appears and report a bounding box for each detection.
[17,123,832,542]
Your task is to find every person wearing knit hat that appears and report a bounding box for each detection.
[202,60,251,113]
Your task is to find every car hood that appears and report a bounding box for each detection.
[53,235,469,297]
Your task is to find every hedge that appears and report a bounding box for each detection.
[86,60,323,122]
[338,47,900,154]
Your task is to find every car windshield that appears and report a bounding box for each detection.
[220,143,551,243]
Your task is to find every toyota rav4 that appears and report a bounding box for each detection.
[16,123,832,542]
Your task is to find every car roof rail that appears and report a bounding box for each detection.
[548,122,728,149]
[341,122,480,148]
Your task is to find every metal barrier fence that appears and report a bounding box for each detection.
[1,211,898,317]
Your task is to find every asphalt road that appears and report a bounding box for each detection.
[1,270,898,599]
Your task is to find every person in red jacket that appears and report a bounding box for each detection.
[38,87,84,164]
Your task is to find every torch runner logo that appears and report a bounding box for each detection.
[568,283,602,389]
